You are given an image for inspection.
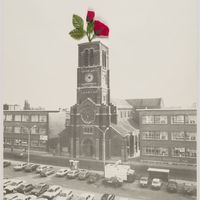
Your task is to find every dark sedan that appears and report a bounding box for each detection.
[4,161,11,168]
[167,180,178,193]
[24,163,40,172]
[101,193,115,200]
[78,169,90,180]
[30,183,49,197]
[15,183,35,194]
[87,173,101,184]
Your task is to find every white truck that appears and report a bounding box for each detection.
[103,161,136,187]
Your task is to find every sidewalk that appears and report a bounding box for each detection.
[4,148,197,170]
[4,148,196,181]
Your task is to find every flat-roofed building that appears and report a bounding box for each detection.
[3,103,59,151]
[137,108,197,164]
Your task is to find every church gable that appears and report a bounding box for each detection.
[77,97,96,113]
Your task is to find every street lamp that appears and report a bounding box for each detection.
[20,125,36,164]
[103,127,109,176]
[96,127,109,175]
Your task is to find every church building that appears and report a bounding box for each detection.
[67,41,140,161]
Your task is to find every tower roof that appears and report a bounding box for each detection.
[111,98,132,109]
[126,98,163,109]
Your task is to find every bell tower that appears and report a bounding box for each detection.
[77,41,110,105]
[69,41,117,160]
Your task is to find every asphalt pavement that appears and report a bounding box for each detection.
[3,160,197,200]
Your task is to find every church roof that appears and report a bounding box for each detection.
[110,120,138,137]
[111,98,132,109]
[126,98,163,109]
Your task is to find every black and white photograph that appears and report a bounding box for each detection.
[2,0,198,200]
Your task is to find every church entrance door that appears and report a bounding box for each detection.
[82,138,94,158]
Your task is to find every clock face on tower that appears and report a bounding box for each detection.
[80,107,95,124]
[85,73,94,83]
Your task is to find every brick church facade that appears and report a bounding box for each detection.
[67,41,140,161]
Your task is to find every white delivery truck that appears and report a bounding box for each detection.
[103,160,136,187]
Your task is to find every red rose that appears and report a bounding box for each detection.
[94,20,109,36]
[86,11,95,22]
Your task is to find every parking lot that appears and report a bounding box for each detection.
[4,160,197,200]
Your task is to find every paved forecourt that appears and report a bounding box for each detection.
[4,160,196,200]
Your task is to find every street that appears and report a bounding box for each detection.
[4,160,196,200]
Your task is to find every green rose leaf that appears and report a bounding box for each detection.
[69,28,85,40]
[87,22,94,34]
[72,14,84,29]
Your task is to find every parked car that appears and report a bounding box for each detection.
[4,193,17,200]
[102,177,123,188]
[36,165,48,173]
[15,183,35,194]
[101,193,115,200]
[41,185,62,199]
[151,178,162,190]
[40,167,55,177]
[24,195,37,200]
[30,183,49,197]
[3,179,14,188]
[78,193,95,200]
[54,189,73,200]
[67,169,79,179]
[139,177,149,187]
[78,169,90,180]
[182,182,196,195]
[56,168,70,177]
[167,180,178,193]
[13,163,28,171]
[4,160,11,168]
[5,179,26,193]
[24,164,40,172]
[87,173,100,184]
[4,193,26,200]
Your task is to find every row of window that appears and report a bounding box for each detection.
[4,126,47,134]
[83,126,93,133]
[142,115,196,124]
[4,114,47,122]
[82,49,107,68]
[119,110,132,119]
[4,138,47,147]
[142,131,196,141]
[142,146,196,158]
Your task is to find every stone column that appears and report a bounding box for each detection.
[95,138,99,160]
[76,138,79,158]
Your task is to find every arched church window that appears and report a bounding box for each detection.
[84,49,89,66]
[89,49,94,66]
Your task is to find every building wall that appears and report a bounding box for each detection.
[138,109,197,164]
[49,110,66,138]
[3,110,58,151]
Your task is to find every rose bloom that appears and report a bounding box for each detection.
[94,20,109,36]
[86,11,95,22]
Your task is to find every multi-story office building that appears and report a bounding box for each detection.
[3,104,59,151]
[137,108,197,164]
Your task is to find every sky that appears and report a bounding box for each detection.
[3,0,198,110]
